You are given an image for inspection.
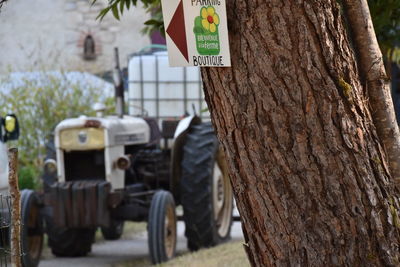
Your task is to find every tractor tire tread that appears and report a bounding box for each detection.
[180,122,230,251]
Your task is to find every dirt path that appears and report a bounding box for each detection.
[39,221,243,267]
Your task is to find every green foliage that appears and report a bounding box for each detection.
[95,0,137,20]
[0,72,113,186]
[93,0,164,36]
[368,0,400,46]
[368,0,400,61]
[18,165,39,190]
[95,0,400,63]
[390,47,400,65]
[142,7,164,37]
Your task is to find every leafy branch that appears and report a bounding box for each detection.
[92,0,164,35]
[0,0,9,11]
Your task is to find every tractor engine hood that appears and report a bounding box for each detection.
[55,115,150,150]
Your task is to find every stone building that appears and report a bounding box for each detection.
[0,0,151,74]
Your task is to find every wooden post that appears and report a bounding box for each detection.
[8,148,21,267]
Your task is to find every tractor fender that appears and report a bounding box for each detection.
[173,116,198,139]
[170,116,201,203]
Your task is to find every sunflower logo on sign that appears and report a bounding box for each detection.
[200,6,220,33]
[193,6,221,55]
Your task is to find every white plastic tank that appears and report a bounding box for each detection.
[128,50,210,120]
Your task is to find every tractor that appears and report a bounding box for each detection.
[40,109,233,263]
[23,49,234,266]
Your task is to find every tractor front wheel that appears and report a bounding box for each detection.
[148,190,177,264]
[101,220,124,240]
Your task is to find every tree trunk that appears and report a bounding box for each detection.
[343,0,400,183]
[201,0,400,266]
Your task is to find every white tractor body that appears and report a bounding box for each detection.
[54,115,151,190]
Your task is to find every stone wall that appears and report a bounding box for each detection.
[0,0,151,74]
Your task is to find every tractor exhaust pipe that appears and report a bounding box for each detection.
[113,47,125,118]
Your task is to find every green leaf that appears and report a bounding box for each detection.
[111,4,120,20]
[200,107,209,113]
[144,19,161,25]
[96,6,111,21]
[95,0,165,37]
[119,0,125,15]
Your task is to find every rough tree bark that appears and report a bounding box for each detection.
[343,0,400,183]
[202,0,400,266]
[8,148,21,267]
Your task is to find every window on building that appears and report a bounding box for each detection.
[83,35,96,60]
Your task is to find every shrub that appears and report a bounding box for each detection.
[0,71,114,187]
[18,166,39,190]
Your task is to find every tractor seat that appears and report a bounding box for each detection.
[161,120,180,139]
[143,118,162,146]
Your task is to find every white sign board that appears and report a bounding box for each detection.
[161,0,231,67]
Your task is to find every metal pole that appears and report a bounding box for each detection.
[113,47,125,118]
[8,148,21,267]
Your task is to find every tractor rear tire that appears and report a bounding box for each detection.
[148,190,177,264]
[180,122,233,251]
[47,225,95,257]
[21,190,44,267]
[101,220,124,240]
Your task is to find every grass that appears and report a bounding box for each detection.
[160,241,250,267]
[96,222,147,242]
[114,240,250,267]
